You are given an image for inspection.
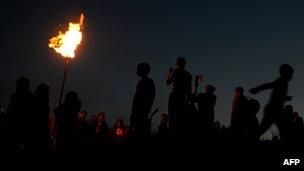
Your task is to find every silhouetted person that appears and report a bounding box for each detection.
[189,75,202,130]
[7,76,33,152]
[76,111,90,146]
[166,57,192,134]
[31,82,50,153]
[76,111,90,136]
[94,112,109,145]
[157,113,169,138]
[250,64,294,138]
[95,112,109,137]
[231,87,259,142]
[130,63,155,138]
[279,105,294,141]
[89,115,97,126]
[195,85,217,130]
[245,97,260,142]
[89,115,97,136]
[230,87,248,134]
[113,118,127,144]
[54,91,81,151]
[212,121,226,141]
[292,112,304,143]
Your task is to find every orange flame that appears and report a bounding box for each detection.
[49,13,84,58]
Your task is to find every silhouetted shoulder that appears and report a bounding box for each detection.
[146,77,155,85]
[185,70,192,79]
[186,70,192,76]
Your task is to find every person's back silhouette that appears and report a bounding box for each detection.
[54,91,81,150]
[166,57,192,135]
[250,64,294,138]
[230,87,248,134]
[7,76,33,152]
[195,85,217,130]
[31,82,50,153]
[130,63,155,138]
[76,111,90,146]
[231,87,260,142]
[157,113,169,138]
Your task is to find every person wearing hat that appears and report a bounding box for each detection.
[195,85,217,130]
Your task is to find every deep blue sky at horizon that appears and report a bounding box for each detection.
[1,0,304,135]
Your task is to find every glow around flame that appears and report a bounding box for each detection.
[49,14,84,58]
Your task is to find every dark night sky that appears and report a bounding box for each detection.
[1,0,304,136]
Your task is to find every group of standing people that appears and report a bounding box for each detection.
[1,57,303,153]
[5,77,50,153]
[131,57,303,144]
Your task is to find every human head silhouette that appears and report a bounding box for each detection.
[97,112,106,123]
[284,105,294,113]
[293,112,299,119]
[90,115,97,124]
[205,85,216,94]
[279,63,294,81]
[137,63,151,77]
[160,113,168,125]
[16,76,30,92]
[234,87,244,97]
[176,57,186,69]
[65,91,80,104]
[35,81,50,98]
[79,111,88,120]
[115,118,124,128]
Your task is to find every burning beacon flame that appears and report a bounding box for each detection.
[49,13,84,58]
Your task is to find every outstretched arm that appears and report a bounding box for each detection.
[250,82,274,94]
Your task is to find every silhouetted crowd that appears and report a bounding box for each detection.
[0,57,303,155]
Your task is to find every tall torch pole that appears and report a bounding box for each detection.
[49,13,84,105]
[59,58,70,104]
